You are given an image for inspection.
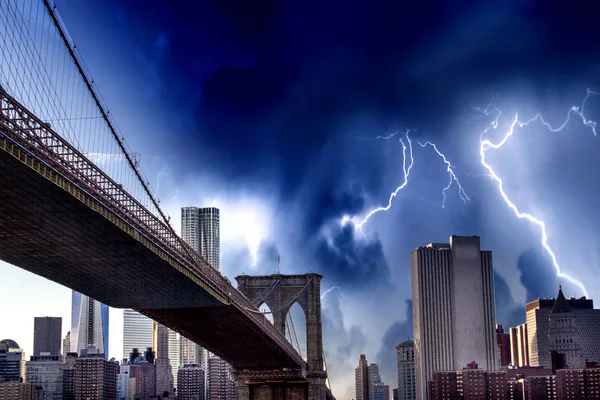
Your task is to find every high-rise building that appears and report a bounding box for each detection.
[207,355,235,400]
[70,291,109,357]
[122,310,154,362]
[0,340,25,383]
[25,354,63,399]
[62,353,76,400]
[496,324,511,368]
[0,381,42,399]
[62,332,70,355]
[548,286,584,372]
[520,287,600,369]
[153,322,174,397]
[177,364,205,400]
[396,340,416,400]
[509,323,529,367]
[117,364,130,400]
[33,317,62,356]
[411,236,497,400]
[181,206,220,270]
[129,351,156,400]
[74,346,117,400]
[355,354,369,400]
[355,355,386,400]
[383,384,390,400]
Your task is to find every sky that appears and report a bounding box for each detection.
[3,0,600,398]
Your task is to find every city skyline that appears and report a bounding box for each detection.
[3,0,600,399]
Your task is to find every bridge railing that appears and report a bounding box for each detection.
[0,86,305,368]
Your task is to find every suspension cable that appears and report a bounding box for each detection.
[245,279,312,314]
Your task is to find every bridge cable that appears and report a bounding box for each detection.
[252,279,280,307]
[245,279,313,315]
[42,0,214,276]
[287,311,303,359]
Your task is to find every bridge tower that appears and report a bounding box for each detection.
[234,273,328,400]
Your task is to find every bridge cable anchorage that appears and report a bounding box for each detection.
[245,279,313,315]
[41,0,208,274]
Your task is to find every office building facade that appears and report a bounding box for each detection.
[25,354,64,399]
[74,346,117,400]
[178,364,205,400]
[182,206,220,270]
[122,309,154,362]
[153,322,174,396]
[396,340,416,400]
[514,288,600,369]
[70,291,109,357]
[0,340,25,383]
[411,236,497,400]
[33,317,62,356]
[207,356,235,400]
[496,324,511,368]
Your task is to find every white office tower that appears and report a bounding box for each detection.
[178,206,220,386]
[122,309,154,361]
[411,235,497,400]
[153,322,174,396]
[70,291,109,356]
[396,340,416,400]
[207,355,235,400]
[181,206,220,270]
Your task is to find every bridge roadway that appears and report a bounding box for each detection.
[0,87,304,371]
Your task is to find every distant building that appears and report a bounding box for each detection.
[355,355,369,400]
[355,355,385,400]
[0,381,42,400]
[392,388,398,400]
[181,206,220,270]
[524,288,600,369]
[117,364,130,400]
[509,323,529,367]
[33,317,62,356]
[153,322,174,397]
[130,351,156,400]
[383,384,389,400]
[61,353,76,400]
[207,356,235,400]
[411,236,497,400]
[62,332,70,356]
[496,324,511,368]
[0,340,25,383]
[25,354,63,399]
[70,292,109,357]
[177,364,205,400]
[122,310,154,362]
[395,340,415,400]
[74,346,117,400]
[548,286,584,372]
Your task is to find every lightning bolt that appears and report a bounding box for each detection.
[417,141,470,207]
[321,286,347,300]
[478,89,599,298]
[356,133,469,235]
[356,133,414,235]
[155,168,167,193]
[167,190,185,206]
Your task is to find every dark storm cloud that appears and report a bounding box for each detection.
[494,273,525,328]
[518,248,560,302]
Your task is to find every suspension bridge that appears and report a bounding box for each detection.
[0,1,334,399]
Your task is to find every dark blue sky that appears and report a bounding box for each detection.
[53,0,600,395]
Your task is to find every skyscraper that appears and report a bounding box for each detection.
[355,355,385,400]
[396,340,416,400]
[411,236,497,400]
[355,354,369,400]
[74,346,117,400]
[63,331,70,355]
[207,355,235,400]
[33,317,62,356]
[70,291,109,357]
[122,309,154,362]
[153,322,174,396]
[548,286,584,371]
[178,206,220,383]
[178,364,205,400]
[181,206,220,270]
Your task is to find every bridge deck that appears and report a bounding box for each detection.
[0,128,302,370]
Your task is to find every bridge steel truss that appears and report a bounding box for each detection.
[0,85,305,369]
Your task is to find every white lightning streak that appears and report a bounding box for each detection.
[356,134,414,233]
[479,89,600,298]
[417,141,470,207]
[156,168,166,193]
[321,286,346,299]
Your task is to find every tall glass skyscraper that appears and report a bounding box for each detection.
[122,309,154,361]
[70,291,109,357]
[181,206,220,270]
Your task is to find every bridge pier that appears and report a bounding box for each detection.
[233,369,327,400]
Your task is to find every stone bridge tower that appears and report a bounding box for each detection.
[234,273,329,400]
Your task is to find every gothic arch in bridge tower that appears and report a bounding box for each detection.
[235,273,325,374]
